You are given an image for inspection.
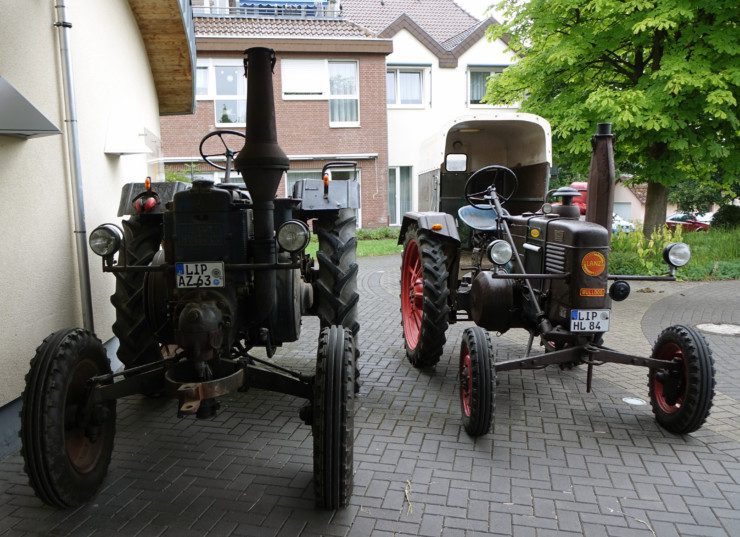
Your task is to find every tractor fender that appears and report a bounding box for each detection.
[397,212,460,246]
[117,181,190,217]
[294,179,360,213]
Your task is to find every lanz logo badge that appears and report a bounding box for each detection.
[530,228,541,238]
[580,287,606,297]
[581,251,606,276]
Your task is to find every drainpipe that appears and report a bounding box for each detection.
[54,1,94,333]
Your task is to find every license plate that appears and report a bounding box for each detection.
[175,262,224,288]
[570,309,610,332]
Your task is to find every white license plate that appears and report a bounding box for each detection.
[570,309,610,332]
[175,262,224,288]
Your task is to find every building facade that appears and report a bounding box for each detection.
[161,1,393,227]
[341,0,518,225]
[0,0,194,409]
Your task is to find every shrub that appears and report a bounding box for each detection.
[711,204,740,229]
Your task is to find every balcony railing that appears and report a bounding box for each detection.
[193,3,342,20]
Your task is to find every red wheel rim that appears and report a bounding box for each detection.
[65,359,107,473]
[460,344,473,417]
[401,239,423,350]
[652,342,685,414]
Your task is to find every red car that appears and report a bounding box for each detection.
[666,212,711,232]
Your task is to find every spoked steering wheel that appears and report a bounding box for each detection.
[464,165,518,210]
[198,129,246,171]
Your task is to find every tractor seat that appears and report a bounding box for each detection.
[457,204,507,231]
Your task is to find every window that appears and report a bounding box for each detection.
[196,66,209,96]
[388,166,412,225]
[281,59,329,99]
[329,61,359,126]
[468,67,504,105]
[280,59,360,126]
[215,64,246,125]
[386,68,424,106]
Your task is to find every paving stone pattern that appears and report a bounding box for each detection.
[1,256,739,536]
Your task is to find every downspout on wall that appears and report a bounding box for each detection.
[54,1,94,332]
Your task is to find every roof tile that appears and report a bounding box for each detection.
[194,16,375,39]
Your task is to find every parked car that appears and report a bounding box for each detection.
[697,211,715,224]
[666,212,711,232]
[612,214,635,233]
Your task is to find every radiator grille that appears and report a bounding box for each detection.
[545,244,566,274]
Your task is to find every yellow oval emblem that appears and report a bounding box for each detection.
[530,228,541,238]
[582,251,606,277]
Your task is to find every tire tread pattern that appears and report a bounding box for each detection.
[20,328,116,508]
[402,227,450,369]
[648,324,715,435]
[313,326,354,509]
[461,327,495,437]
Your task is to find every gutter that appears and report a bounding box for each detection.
[54,1,94,332]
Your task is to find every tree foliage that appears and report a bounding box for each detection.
[485,0,739,231]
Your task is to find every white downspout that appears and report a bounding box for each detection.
[54,1,94,332]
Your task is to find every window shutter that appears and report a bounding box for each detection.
[281,59,328,99]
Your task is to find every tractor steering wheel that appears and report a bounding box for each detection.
[464,165,518,210]
[198,129,246,170]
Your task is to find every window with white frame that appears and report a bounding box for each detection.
[388,166,412,225]
[281,59,359,126]
[196,66,209,96]
[386,68,424,106]
[468,67,504,105]
[329,61,359,126]
[214,64,246,125]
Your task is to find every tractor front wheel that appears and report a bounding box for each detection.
[459,327,495,436]
[648,325,715,434]
[312,326,354,509]
[400,226,450,368]
[21,329,116,508]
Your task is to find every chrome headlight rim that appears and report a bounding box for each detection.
[277,220,311,253]
[89,223,124,257]
[663,242,691,267]
[487,239,513,266]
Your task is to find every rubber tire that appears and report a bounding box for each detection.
[460,327,495,437]
[314,209,360,391]
[313,326,354,509]
[20,329,116,508]
[648,325,715,435]
[401,226,450,369]
[111,215,162,369]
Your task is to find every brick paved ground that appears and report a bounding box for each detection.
[1,256,738,536]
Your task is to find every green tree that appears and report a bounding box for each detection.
[485,0,739,234]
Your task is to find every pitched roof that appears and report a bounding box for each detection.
[341,0,478,44]
[341,0,504,67]
[194,16,374,39]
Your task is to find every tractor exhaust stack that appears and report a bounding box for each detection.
[585,123,616,238]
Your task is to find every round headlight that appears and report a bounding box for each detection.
[487,239,513,266]
[89,224,123,257]
[277,220,310,253]
[663,242,691,267]
[541,203,553,214]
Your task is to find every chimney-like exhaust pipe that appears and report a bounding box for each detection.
[234,47,289,324]
[585,123,615,239]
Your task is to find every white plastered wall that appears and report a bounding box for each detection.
[386,28,517,214]
[0,0,161,405]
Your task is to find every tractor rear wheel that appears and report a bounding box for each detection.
[315,209,360,391]
[312,326,354,509]
[111,215,162,369]
[459,327,495,436]
[400,226,450,368]
[648,325,715,434]
[21,329,116,508]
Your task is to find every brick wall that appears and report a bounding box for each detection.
[161,51,390,227]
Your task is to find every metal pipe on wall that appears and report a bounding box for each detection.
[54,1,94,332]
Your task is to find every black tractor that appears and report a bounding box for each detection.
[21,47,358,510]
[399,118,715,438]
